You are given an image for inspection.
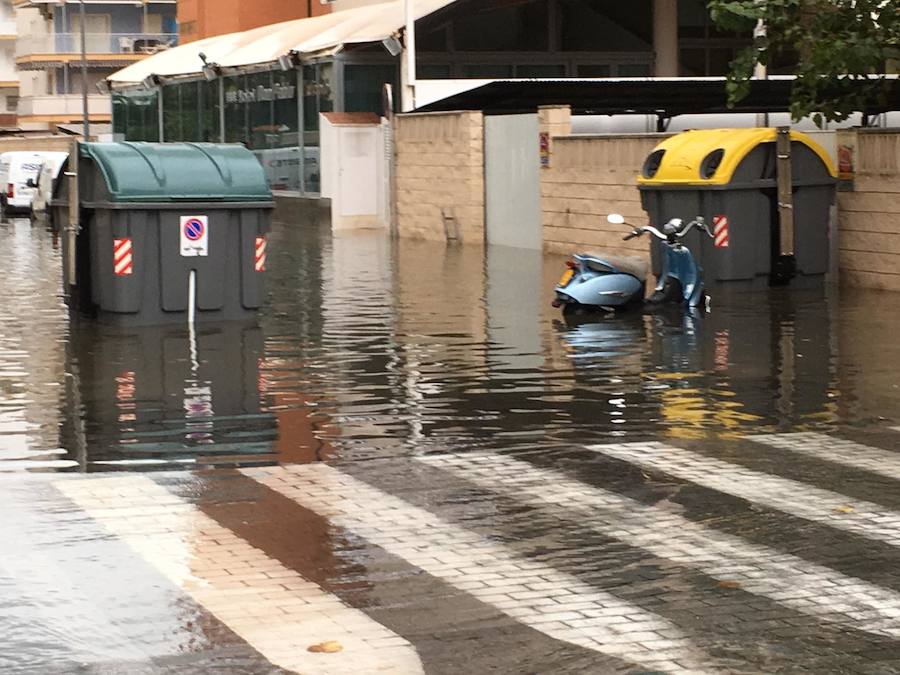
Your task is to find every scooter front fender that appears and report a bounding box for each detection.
[556,273,643,308]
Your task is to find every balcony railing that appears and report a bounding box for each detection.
[17,32,178,57]
[18,94,111,117]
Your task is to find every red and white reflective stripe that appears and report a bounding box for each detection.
[255,235,267,272]
[713,215,729,248]
[113,237,133,276]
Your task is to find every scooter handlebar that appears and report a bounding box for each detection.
[674,217,715,239]
[622,230,640,241]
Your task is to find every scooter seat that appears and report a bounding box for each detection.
[576,253,648,281]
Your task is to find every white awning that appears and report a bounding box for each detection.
[109,0,457,86]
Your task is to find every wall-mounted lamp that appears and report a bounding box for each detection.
[277,50,300,71]
[141,74,160,90]
[199,51,221,81]
[202,63,220,81]
[381,35,402,57]
[96,79,110,95]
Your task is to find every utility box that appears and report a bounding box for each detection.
[57,142,273,325]
[638,128,836,287]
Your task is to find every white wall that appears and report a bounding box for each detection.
[570,112,900,135]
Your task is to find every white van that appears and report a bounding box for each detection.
[30,152,68,218]
[0,151,49,216]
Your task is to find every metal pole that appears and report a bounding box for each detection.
[402,0,416,112]
[297,66,305,194]
[753,19,769,127]
[776,126,795,256]
[66,139,79,287]
[79,0,90,138]
[218,77,225,142]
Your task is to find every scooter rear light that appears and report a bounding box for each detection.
[6,183,13,198]
[565,260,578,269]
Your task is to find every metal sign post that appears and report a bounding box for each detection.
[401,0,416,112]
[776,127,794,255]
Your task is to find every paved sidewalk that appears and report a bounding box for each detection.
[5,429,900,673]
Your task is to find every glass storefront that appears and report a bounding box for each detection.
[112,88,160,142]
[108,0,670,195]
[113,68,311,193]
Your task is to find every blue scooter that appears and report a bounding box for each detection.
[552,214,714,312]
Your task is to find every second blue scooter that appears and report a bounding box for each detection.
[552,214,714,312]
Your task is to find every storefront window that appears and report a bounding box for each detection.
[199,80,219,142]
[247,71,273,151]
[113,89,159,142]
[302,63,332,194]
[267,69,301,192]
[223,74,248,144]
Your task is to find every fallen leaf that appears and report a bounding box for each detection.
[834,505,855,514]
[716,580,742,589]
[307,641,343,654]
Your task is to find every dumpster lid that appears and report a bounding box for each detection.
[80,142,273,202]
[637,128,837,186]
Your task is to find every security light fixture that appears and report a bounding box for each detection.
[277,51,299,71]
[198,51,221,81]
[141,74,159,90]
[96,80,110,95]
[202,63,219,81]
[381,35,402,57]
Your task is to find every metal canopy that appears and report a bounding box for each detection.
[414,77,900,119]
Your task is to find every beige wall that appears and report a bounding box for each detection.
[393,109,900,293]
[394,110,484,244]
[0,135,73,153]
[838,131,900,291]
[541,131,666,257]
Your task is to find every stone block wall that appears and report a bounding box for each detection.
[838,131,900,291]
[394,111,484,244]
[541,133,668,257]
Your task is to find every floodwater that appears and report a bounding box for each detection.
[1,216,897,472]
[4,215,900,673]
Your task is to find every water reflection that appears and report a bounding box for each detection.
[60,321,278,470]
[0,220,897,470]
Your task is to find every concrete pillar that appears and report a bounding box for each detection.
[653,0,679,77]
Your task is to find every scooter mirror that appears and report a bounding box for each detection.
[607,214,625,225]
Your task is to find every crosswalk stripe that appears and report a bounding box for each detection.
[243,464,714,674]
[587,442,900,548]
[748,432,900,481]
[416,452,900,639]
[55,475,424,675]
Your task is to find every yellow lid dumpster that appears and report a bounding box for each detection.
[637,128,836,287]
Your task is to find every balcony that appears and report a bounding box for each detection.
[17,94,111,122]
[16,32,178,69]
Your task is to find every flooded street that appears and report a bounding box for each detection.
[3,216,900,673]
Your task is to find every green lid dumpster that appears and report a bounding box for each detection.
[57,142,274,325]
[638,128,837,287]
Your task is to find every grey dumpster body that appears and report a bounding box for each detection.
[58,142,274,325]
[638,129,837,288]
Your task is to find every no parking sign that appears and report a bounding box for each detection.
[180,215,209,257]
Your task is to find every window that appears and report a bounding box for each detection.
[678,0,750,76]
[452,0,549,51]
[344,64,398,114]
[560,0,652,52]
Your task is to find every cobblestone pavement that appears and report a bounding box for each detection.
[6,428,900,674]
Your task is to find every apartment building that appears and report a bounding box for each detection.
[0,0,18,128]
[177,0,330,43]
[14,0,177,131]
